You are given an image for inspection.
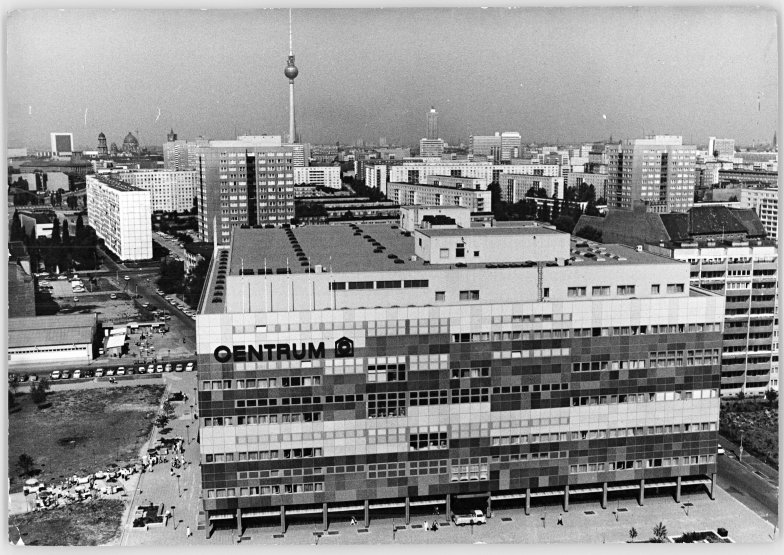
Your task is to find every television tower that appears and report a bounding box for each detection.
[284,9,299,144]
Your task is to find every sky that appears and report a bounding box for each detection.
[5,5,779,150]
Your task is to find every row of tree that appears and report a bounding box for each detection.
[10,211,101,273]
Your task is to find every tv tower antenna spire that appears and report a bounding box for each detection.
[284,9,299,144]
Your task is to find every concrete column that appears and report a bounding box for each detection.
[601,482,608,509]
[487,494,492,517]
[709,472,716,500]
[280,505,286,535]
[405,497,410,525]
[364,499,370,528]
[675,476,682,503]
[639,479,645,506]
[322,502,328,531]
[563,485,570,512]
[525,488,531,516]
[205,512,211,539]
[236,508,242,536]
[446,494,451,519]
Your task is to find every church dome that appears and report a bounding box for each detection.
[123,132,138,146]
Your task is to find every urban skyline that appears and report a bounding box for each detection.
[6,6,778,150]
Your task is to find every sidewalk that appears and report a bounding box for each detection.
[119,371,201,546]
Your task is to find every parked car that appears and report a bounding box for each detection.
[156,364,164,373]
[73,370,82,379]
[57,275,68,280]
[147,363,155,373]
[116,367,126,376]
[19,374,30,382]
[110,293,117,300]
[61,371,71,379]
[175,363,184,372]
[185,362,195,372]
[8,373,18,383]
[717,444,725,455]
[105,368,115,376]
[138,365,146,374]
[95,368,105,377]
[143,303,151,309]
[124,276,130,281]
[50,370,61,380]
[28,374,38,382]
[164,363,173,372]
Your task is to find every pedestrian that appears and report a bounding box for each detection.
[165,509,171,526]
[557,514,563,526]
[186,526,191,538]
[423,520,428,531]
[350,516,357,526]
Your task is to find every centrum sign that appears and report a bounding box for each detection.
[213,337,354,363]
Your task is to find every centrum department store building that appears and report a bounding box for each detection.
[195,224,725,535]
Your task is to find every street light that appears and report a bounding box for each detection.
[185,425,190,444]
[176,474,181,497]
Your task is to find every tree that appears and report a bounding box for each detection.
[537,202,551,222]
[62,219,71,244]
[51,217,61,244]
[525,186,548,199]
[17,453,35,477]
[652,522,668,542]
[157,258,186,294]
[9,389,17,408]
[30,377,50,404]
[577,225,603,243]
[184,258,210,307]
[10,210,23,242]
[162,400,176,419]
[629,527,638,542]
[155,413,170,429]
[75,214,85,240]
[765,389,778,405]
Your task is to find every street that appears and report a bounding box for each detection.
[716,434,778,525]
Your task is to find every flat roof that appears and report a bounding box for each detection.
[90,174,144,192]
[8,314,96,348]
[419,227,561,238]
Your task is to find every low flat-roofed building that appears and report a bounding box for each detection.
[19,211,55,240]
[8,314,98,367]
[399,205,473,232]
[499,173,565,202]
[293,166,342,189]
[388,180,491,212]
[194,225,724,531]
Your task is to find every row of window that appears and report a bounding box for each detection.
[205,412,324,427]
[567,283,684,297]
[649,349,721,368]
[206,447,324,464]
[570,388,718,407]
[571,322,721,337]
[492,313,573,324]
[206,482,324,499]
[569,455,716,475]
[329,279,429,291]
[492,348,571,359]
[452,329,573,343]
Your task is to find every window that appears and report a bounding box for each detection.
[440,248,449,259]
[651,284,660,294]
[348,281,374,290]
[543,288,550,298]
[404,279,428,288]
[592,286,610,296]
[435,291,446,302]
[568,287,587,297]
[617,285,635,295]
[455,243,465,258]
[473,251,480,257]
[459,290,479,301]
[667,283,685,293]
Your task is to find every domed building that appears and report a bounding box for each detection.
[122,131,140,154]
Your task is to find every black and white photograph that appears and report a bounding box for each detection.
[4,2,779,547]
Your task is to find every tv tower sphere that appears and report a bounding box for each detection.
[285,56,298,81]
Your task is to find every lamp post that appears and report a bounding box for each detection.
[171,505,176,530]
[739,431,744,463]
[176,474,181,497]
[185,425,190,444]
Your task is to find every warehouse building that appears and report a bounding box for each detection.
[8,314,98,367]
[195,225,724,535]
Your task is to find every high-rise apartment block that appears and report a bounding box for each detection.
[500,174,564,203]
[195,225,723,534]
[469,134,502,162]
[708,137,736,161]
[86,174,153,260]
[427,106,438,140]
[605,136,696,213]
[741,187,779,242]
[419,138,445,158]
[112,169,198,213]
[195,136,295,244]
[500,132,522,161]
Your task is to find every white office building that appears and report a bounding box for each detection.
[293,166,342,189]
[86,175,153,261]
[500,174,565,202]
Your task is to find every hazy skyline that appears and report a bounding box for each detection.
[6,7,778,150]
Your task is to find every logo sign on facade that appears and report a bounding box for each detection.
[213,337,354,363]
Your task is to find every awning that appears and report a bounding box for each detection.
[208,513,235,521]
[369,502,405,509]
[105,334,126,349]
[242,510,279,518]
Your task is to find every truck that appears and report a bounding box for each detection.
[451,510,486,526]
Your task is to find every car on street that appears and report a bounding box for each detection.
[110,293,117,300]
[28,374,38,382]
[185,362,194,372]
[165,363,173,372]
[73,297,79,302]
[73,370,82,379]
[95,368,105,377]
[61,371,71,379]
[50,370,61,380]
[8,373,18,383]
[175,363,184,372]
[137,365,146,374]
[147,363,155,373]
[57,275,68,280]
[105,368,115,376]
[124,276,130,281]
[19,374,30,382]
[156,364,164,373]
[717,444,725,455]
[116,367,126,376]
[143,303,151,309]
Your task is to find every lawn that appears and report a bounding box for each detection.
[720,396,779,469]
[9,499,125,546]
[8,384,165,493]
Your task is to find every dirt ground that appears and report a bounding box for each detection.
[9,499,125,546]
[7,385,165,494]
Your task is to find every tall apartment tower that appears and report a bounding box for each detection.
[427,106,438,140]
[500,131,522,162]
[284,10,299,144]
[97,132,108,157]
[195,136,295,244]
[605,135,696,213]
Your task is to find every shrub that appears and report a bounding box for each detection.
[717,528,728,538]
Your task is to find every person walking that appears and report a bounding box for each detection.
[186,526,191,538]
[557,514,564,526]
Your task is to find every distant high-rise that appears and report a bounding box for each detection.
[606,135,696,213]
[167,129,178,142]
[427,106,438,140]
[97,132,108,157]
[707,137,735,161]
[773,131,777,151]
[50,132,74,156]
[284,9,299,144]
[419,138,444,158]
[500,131,522,161]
